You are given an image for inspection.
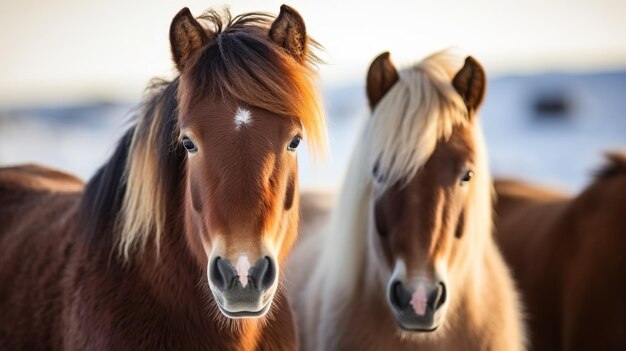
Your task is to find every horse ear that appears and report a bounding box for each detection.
[269,5,308,62]
[366,52,399,109]
[452,56,486,115]
[170,8,209,72]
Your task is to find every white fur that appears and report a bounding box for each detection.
[234,107,252,130]
[235,255,251,288]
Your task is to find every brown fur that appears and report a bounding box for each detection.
[0,164,83,192]
[452,56,486,114]
[366,52,400,109]
[170,8,209,72]
[289,52,525,350]
[269,5,308,63]
[0,6,325,350]
[495,151,626,350]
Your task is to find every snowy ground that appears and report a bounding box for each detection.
[1,71,625,193]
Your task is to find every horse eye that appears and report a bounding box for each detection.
[288,135,302,151]
[182,137,198,154]
[372,162,379,178]
[372,162,384,183]
[460,170,474,186]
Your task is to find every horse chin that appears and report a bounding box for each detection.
[396,320,440,332]
[395,317,447,342]
[216,299,273,319]
[210,284,277,320]
[391,305,448,338]
[394,316,443,334]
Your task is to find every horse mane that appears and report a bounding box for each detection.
[79,79,184,258]
[595,150,626,179]
[80,8,326,260]
[308,50,493,299]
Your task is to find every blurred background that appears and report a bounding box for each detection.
[1,0,625,192]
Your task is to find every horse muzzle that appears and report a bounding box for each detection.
[387,278,447,332]
[209,256,277,318]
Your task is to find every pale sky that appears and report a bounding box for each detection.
[1,0,625,107]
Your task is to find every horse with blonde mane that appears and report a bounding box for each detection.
[289,51,525,350]
[495,151,626,350]
[0,5,326,350]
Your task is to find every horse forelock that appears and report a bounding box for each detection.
[177,9,327,159]
[367,51,469,190]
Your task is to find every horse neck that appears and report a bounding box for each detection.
[124,190,199,297]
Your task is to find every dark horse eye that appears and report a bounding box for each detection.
[460,170,474,185]
[288,135,302,151]
[372,161,387,184]
[182,137,198,154]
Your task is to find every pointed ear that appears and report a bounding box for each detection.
[366,52,399,109]
[269,5,308,62]
[170,8,208,72]
[452,56,486,115]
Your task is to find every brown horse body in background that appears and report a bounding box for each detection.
[0,6,326,350]
[495,152,626,350]
[289,51,525,350]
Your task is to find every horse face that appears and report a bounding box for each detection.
[371,126,477,331]
[170,5,319,319]
[366,52,487,333]
[179,102,301,317]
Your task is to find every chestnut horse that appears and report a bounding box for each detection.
[289,51,525,350]
[0,5,326,350]
[495,151,626,350]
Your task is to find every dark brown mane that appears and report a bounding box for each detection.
[595,150,626,179]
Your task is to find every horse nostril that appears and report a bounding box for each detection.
[390,281,412,310]
[210,257,233,290]
[261,257,276,289]
[439,283,447,308]
[249,256,276,291]
[427,282,447,311]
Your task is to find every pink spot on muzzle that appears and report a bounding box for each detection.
[235,255,251,288]
[410,284,428,316]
